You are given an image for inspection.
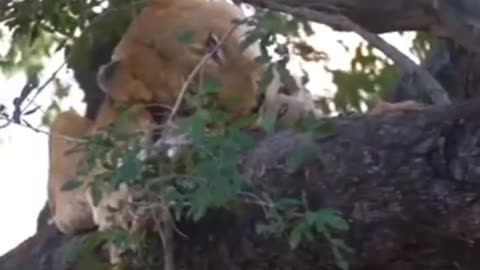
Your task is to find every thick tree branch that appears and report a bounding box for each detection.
[433,0,480,55]
[238,0,480,103]
[4,98,480,269]
[240,0,438,33]
[243,0,451,105]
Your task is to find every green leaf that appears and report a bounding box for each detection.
[259,34,275,56]
[111,108,142,139]
[258,64,274,93]
[307,209,350,233]
[275,198,303,208]
[62,179,82,191]
[330,239,352,270]
[301,20,315,36]
[254,53,271,65]
[227,128,256,151]
[322,211,350,231]
[90,181,103,206]
[309,120,337,139]
[259,113,277,134]
[259,11,286,34]
[239,30,261,51]
[331,238,354,254]
[108,228,131,252]
[285,19,300,36]
[289,222,306,249]
[286,145,317,173]
[188,186,209,221]
[75,232,111,270]
[332,246,350,270]
[112,152,143,187]
[230,113,258,129]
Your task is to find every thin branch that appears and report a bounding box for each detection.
[21,62,67,114]
[245,1,451,106]
[15,0,150,120]
[0,114,87,143]
[166,24,239,124]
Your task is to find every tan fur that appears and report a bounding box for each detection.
[48,103,152,234]
[90,98,154,132]
[258,69,322,128]
[49,0,322,265]
[86,183,131,231]
[48,110,96,234]
[85,1,267,264]
[99,0,263,124]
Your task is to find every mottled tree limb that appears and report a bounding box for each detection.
[237,0,480,104]
[4,98,480,269]
[433,0,480,55]
[241,0,451,105]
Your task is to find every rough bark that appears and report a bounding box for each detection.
[3,98,480,269]
[5,0,480,269]
[387,36,480,106]
[241,0,480,105]
[240,0,438,33]
[241,0,480,45]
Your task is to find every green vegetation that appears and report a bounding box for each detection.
[0,1,434,269]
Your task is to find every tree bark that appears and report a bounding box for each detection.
[5,0,480,269]
[240,0,438,34]
[3,98,480,269]
[242,0,480,104]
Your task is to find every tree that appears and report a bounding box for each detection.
[2,0,480,269]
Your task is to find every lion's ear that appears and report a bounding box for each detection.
[97,60,122,94]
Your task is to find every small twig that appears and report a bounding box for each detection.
[0,114,87,143]
[161,197,175,270]
[166,24,240,124]
[21,62,67,114]
[0,116,12,129]
[150,201,175,270]
[239,191,275,214]
[12,0,150,120]
[150,24,241,161]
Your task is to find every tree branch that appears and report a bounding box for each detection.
[244,0,451,105]
[4,97,480,269]
[240,0,438,33]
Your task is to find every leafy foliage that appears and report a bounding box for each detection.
[0,0,143,73]
[63,19,350,263]
[0,0,141,127]
[330,42,400,113]
[0,1,438,269]
[410,32,434,62]
[330,32,434,114]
